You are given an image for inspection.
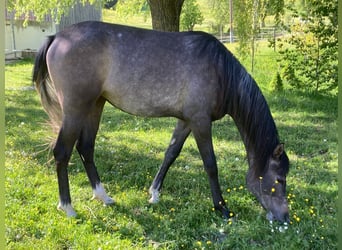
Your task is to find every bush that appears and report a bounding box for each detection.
[270,71,283,92]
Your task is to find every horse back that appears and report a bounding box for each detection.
[47,21,222,119]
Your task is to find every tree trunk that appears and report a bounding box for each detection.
[148,0,185,32]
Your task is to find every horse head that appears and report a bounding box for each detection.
[247,144,290,223]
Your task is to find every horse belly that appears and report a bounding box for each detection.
[102,81,186,118]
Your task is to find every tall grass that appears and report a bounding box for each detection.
[5,15,337,249]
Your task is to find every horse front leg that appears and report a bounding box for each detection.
[149,120,191,203]
[191,120,230,218]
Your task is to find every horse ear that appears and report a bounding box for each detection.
[273,143,284,159]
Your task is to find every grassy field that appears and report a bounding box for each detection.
[5,48,337,249]
[5,8,337,249]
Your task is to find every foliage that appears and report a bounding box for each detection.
[233,0,285,58]
[208,0,230,34]
[269,71,283,92]
[180,0,204,31]
[260,0,284,26]
[115,0,184,31]
[115,0,149,19]
[275,0,338,93]
[6,0,101,24]
[5,43,337,249]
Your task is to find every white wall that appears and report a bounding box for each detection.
[5,20,56,54]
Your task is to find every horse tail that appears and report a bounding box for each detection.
[33,35,62,135]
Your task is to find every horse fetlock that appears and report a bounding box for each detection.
[92,183,115,205]
[57,202,77,217]
[148,188,160,204]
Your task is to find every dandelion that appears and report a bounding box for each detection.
[227,188,231,193]
[170,207,175,212]
[239,185,244,190]
[293,214,300,222]
[206,240,212,245]
[271,187,276,193]
[275,180,279,184]
[259,176,263,180]
[229,212,234,217]
[305,198,309,202]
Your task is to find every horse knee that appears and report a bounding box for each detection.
[53,141,71,164]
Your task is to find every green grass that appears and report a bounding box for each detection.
[5,22,337,250]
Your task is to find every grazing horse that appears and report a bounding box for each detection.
[33,21,290,222]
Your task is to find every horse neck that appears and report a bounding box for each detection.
[225,68,279,175]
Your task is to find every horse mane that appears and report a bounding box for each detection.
[190,32,281,175]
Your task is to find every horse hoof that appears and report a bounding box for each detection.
[57,203,77,217]
[103,197,115,205]
[148,188,159,204]
[92,183,115,205]
[91,194,115,205]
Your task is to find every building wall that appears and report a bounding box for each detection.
[5,20,56,54]
[5,1,101,58]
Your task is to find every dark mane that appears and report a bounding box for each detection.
[191,33,282,175]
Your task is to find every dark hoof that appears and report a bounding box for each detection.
[215,205,233,219]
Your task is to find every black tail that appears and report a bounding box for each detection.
[33,35,62,134]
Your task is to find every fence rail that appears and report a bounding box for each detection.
[216,27,287,43]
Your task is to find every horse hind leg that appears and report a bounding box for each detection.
[54,113,86,217]
[76,97,114,206]
[149,120,191,203]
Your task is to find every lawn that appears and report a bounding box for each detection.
[5,40,337,250]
